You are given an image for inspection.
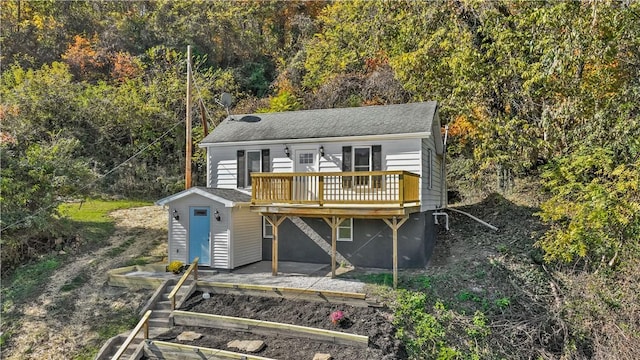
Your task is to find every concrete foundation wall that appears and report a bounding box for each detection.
[263,211,436,269]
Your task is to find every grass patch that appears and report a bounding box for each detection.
[2,199,152,351]
[123,256,152,267]
[60,272,90,292]
[1,256,61,313]
[104,236,136,258]
[73,309,140,360]
[59,199,151,246]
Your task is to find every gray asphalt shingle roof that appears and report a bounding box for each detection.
[198,187,251,203]
[201,101,438,144]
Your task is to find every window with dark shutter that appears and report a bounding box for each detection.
[261,149,270,172]
[372,145,382,188]
[237,150,245,188]
[342,146,352,188]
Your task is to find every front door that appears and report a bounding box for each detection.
[294,149,317,201]
[189,207,211,266]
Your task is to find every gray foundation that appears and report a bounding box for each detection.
[262,211,436,269]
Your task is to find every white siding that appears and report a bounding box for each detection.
[211,206,230,269]
[421,137,443,211]
[383,139,421,173]
[208,145,292,189]
[168,214,187,264]
[230,207,262,268]
[210,146,238,188]
[165,194,230,267]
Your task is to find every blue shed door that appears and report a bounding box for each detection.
[189,207,211,266]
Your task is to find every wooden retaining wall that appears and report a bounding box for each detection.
[172,310,369,347]
[145,340,277,360]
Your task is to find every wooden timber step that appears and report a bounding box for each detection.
[196,281,374,307]
[172,310,369,347]
[155,300,172,310]
[144,340,276,360]
[148,317,171,328]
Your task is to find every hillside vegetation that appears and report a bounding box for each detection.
[1,1,639,358]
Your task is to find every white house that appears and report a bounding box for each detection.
[157,102,445,281]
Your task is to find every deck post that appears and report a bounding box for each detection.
[264,214,286,276]
[318,175,324,206]
[383,216,409,289]
[323,216,343,278]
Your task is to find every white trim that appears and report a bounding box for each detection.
[228,208,233,269]
[245,150,262,188]
[262,216,273,239]
[293,148,318,172]
[188,206,212,266]
[337,218,353,242]
[353,146,372,172]
[199,132,432,148]
[428,148,433,190]
[155,187,244,207]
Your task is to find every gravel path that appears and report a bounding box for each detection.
[205,272,367,293]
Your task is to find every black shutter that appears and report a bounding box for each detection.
[342,146,352,188]
[372,145,382,188]
[237,150,245,188]
[261,149,270,172]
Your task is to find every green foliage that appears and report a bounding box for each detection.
[1,257,61,313]
[60,272,90,292]
[258,90,301,113]
[537,148,640,266]
[495,297,511,310]
[59,199,151,245]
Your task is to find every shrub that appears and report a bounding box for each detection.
[166,261,184,274]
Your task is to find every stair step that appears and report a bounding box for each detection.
[150,309,172,318]
[155,301,172,310]
[148,318,171,327]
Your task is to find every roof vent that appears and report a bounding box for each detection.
[239,115,261,123]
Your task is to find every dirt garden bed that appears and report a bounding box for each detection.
[153,291,406,359]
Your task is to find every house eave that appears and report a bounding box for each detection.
[198,132,431,148]
[156,188,239,207]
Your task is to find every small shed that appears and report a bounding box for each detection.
[155,187,261,269]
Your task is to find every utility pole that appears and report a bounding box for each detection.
[185,45,192,190]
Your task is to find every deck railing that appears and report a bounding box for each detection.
[111,310,152,360]
[251,171,420,206]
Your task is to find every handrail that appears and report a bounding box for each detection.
[111,310,152,360]
[252,171,421,206]
[168,257,199,310]
[253,170,416,177]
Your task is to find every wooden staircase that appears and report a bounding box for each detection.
[97,259,200,359]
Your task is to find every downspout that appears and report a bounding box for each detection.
[433,125,450,230]
[440,124,449,208]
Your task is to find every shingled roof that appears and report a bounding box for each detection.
[201,101,438,144]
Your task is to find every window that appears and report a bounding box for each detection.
[246,150,261,187]
[298,152,314,164]
[263,217,273,238]
[194,209,208,216]
[338,219,353,241]
[353,147,371,186]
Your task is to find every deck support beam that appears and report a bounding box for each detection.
[264,214,287,276]
[323,216,345,278]
[383,216,409,289]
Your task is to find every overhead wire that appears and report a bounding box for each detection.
[0,119,184,232]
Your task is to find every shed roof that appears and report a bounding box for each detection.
[155,187,251,207]
[201,101,438,145]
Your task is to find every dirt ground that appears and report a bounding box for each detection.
[2,206,168,359]
[155,291,406,360]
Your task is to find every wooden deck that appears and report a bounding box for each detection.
[250,171,422,288]
[250,171,420,217]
